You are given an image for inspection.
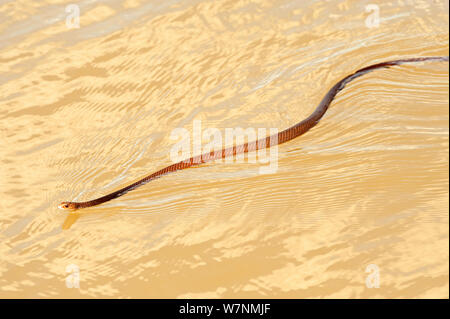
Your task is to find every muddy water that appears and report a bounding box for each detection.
[0,0,448,298]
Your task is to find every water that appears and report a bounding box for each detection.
[0,0,448,298]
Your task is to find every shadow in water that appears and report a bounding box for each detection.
[62,213,81,230]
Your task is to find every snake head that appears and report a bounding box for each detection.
[58,202,79,211]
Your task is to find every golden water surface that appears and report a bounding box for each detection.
[1,0,449,298]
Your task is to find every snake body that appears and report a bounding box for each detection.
[59,56,449,211]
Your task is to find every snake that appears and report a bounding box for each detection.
[58,56,449,211]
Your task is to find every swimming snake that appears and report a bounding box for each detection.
[58,56,449,210]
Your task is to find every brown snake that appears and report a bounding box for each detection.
[59,56,449,211]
